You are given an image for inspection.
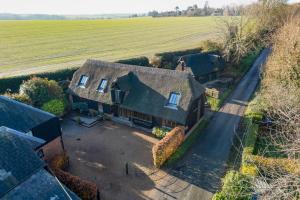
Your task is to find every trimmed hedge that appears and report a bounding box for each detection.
[0,68,77,94]
[152,126,185,168]
[116,56,150,67]
[240,120,259,176]
[213,170,253,200]
[50,153,99,200]
[152,48,202,69]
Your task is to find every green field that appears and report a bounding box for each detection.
[0,17,221,77]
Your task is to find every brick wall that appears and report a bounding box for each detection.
[39,137,64,161]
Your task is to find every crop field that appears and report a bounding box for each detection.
[0,17,222,77]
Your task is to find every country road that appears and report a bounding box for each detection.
[146,49,270,200]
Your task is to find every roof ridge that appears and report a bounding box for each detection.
[86,59,190,78]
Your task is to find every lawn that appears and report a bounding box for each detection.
[0,16,222,77]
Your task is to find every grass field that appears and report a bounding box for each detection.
[0,17,222,77]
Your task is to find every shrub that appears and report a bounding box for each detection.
[53,169,99,200]
[49,152,69,170]
[42,99,66,117]
[252,156,300,177]
[116,56,150,67]
[50,153,99,200]
[0,68,77,94]
[241,120,259,176]
[152,127,171,139]
[152,126,185,168]
[200,40,222,52]
[213,171,253,200]
[4,92,32,105]
[20,77,64,107]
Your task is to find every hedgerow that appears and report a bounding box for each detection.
[152,126,185,168]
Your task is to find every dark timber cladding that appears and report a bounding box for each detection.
[68,60,205,129]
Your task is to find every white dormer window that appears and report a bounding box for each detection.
[166,92,181,110]
[78,75,89,88]
[97,79,108,93]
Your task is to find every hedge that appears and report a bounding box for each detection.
[50,153,99,200]
[213,170,253,200]
[152,126,185,168]
[116,56,150,67]
[0,68,77,94]
[152,48,202,69]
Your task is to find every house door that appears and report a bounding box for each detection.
[112,105,119,117]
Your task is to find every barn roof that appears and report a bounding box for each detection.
[0,96,55,133]
[0,127,80,200]
[69,60,205,124]
[178,53,225,77]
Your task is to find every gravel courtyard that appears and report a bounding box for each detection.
[61,119,159,200]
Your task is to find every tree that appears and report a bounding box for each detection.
[20,77,64,107]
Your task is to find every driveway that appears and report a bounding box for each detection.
[147,49,271,200]
[61,120,159,200]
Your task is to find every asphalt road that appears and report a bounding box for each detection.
[170,49,270,199]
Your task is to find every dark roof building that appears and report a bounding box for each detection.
[0,96,61,142]
[177,53,225,83]
[0,126,80,200]
[0,96,65,161]
[69,60,206,130]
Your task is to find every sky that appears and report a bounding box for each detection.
[0,0,299,15]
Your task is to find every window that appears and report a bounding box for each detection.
[78,75,89,87]
[166,92,181,109]
[97,79,108,93]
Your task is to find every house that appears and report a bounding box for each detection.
[0,96,64,161]
[68,60,205,130]
[176,53,225,83]
[0,126,80,200]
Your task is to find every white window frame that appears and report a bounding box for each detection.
[97,79,108,93]
[165,92,181,109]
[78,75,89,88]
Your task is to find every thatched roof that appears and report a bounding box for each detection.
[69,60,205,124]
[177,53,225,77]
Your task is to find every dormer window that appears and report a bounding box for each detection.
[78,75,89,88]
[97,79,108,93]
[166,92,181,109]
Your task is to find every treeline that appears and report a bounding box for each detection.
[148,3,242,17]
[214,1,300,200]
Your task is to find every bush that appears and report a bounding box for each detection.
[4,92,32,105]
[252,156,300,177]
[199,40,222,52]
[116,56,150,67]
[152,126,185,168]
[20,77,64,107]
[213,171,253,200]
[152,127,171,139]
[49,153,69,170]
[53,169,99,200]
[241,120,259,176]
[42,99,66,117]
[0,68,77,94]
[50,153,99,200]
